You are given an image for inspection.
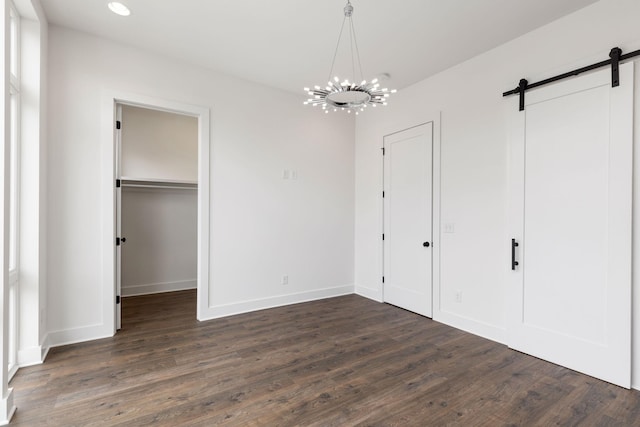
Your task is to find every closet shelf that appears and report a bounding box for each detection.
[120,177,198,190]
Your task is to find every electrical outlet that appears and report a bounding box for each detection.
[282,169,290,179]
[281,275,289,285]
[443,223,455,233]
[455,290,462,303]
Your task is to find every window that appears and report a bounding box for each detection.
[7,2,20,378]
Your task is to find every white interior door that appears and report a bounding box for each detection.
[115,104,123,330]
[508,63,633,388]
[383,123,433,317]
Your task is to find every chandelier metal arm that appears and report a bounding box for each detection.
[349,15,356,85]
[349,16,364,84]
[327,16,348,83]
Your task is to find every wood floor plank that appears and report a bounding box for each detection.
[8,290,640,426]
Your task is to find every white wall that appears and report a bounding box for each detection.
[121,187,197,296]
[47,26,355,345]
[354,0,640,387]
[121,105,198,182]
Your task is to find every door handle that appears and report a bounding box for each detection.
[423,241,430,247]
[121,237,127,243]
[511,238,519,270]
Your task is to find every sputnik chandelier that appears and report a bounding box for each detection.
[303,0,396,115]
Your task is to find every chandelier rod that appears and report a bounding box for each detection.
[349,13,356,83]
[327,15,348,83]
[349,13,365,83]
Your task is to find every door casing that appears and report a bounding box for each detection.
[101,91,210,335]
[382,119,440,317]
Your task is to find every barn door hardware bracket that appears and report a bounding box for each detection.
[610,47,621,87]
[518,79,528,112]
[503,46,640,111]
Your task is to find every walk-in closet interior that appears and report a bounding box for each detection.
[117,104,198,327]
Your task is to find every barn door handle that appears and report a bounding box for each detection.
[511,238,519,270]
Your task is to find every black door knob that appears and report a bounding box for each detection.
[121,237,127,243]
[423,241,430,247]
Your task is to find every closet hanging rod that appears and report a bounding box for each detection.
[122,183,197,190]
[120,177,197,185]
[118,178,198,190]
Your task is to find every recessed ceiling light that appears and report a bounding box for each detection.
[108,2,130,16]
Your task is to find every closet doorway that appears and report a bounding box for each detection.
[115,104,198,329]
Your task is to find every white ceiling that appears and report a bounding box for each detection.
[39,0,599,94]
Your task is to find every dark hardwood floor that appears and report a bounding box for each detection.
[8,290,640,426]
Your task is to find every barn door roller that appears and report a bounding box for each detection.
[503,46,640,111]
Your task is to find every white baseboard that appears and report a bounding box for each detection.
[198,285,354,321]
[7,365,17,383]
[41,334,51,361]
[0,389,15,426]
[18,346,45,367]
[47,286,354,347]
[48,324,113,348]
[122,279,196,297]
[433,309,506,345]
[354,285,383,302]
[17,334,50,367]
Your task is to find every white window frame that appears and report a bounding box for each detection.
[8,2,19,277]
[7,1,20,380]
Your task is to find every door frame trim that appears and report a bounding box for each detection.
[101,91,211,335]
[380,114,441,318]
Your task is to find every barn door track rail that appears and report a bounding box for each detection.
[503,46,640,111]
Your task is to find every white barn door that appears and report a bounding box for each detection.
[508,63,633,388]
[383,123,433,318]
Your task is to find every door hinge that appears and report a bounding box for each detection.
[116,120,121,130]
[382,191,385,198]
[116,179,121,188]
[116,295,121,304]
[116,237,120,246]
[382,276,385,283]
[382,234,385,240]
[382,147,385,155]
